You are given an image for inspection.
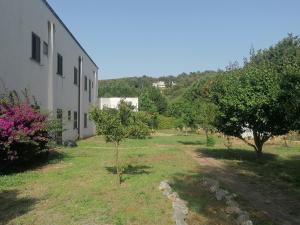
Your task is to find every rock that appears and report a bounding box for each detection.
[236,211,250,224]
[173,209,188,225]
[225,193,236,201]
[226,199,239,208]
[63,140,77,148]
[163,189,172,197]
[167,192,178,201]
[264,200,271,204]
[225,206,241,214]
[241,220,253,225]
[215,188,227,201]
[159,180,171,191]
[159,180,189,225]
[172,199,189,215]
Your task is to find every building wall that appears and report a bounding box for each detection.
[99,98,139,111]
[0,0,98,140]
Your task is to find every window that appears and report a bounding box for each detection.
[84,76,87,91]
[74,67,78,85]
[84,113,88,128]
[68,110,71,121]
[43,42,48,56]
[73,111,78,129]
[88,79,92,102]
[31,32,40,62]
[57,53,63,75]
[92,81,94,88]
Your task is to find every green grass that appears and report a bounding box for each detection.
[0,133,224,225]
[1,131,299,225]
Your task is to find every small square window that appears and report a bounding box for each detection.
[43,42,48,56]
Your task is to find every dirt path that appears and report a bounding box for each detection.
[185,149,300,225]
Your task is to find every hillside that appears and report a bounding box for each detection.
[98,70,218,101]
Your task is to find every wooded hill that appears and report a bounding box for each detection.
[98,70,218,102]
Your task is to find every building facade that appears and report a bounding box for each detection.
[0,0,98,141]
[99,98,139,112]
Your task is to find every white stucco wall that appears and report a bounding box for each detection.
[0,0,98,141]
[99,98,139,111]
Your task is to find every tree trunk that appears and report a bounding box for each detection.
[253,131,265,156]
[115,142,121,185]
[205,129,209,146]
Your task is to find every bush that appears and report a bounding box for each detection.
[0,101,51,162]
[157,115,177,129]
[206,136,216,147]
[127,121,150,139]
[127,111,151,139]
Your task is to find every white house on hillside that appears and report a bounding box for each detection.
[99,98,139,111]
[0,0,98,143]
[152,81,166,89]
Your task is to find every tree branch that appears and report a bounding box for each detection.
[237,136,257,150]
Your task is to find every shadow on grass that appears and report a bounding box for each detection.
[198,148,277,163]
[178,140,206,146]
[106,164,152,182]
[105,164,152,175]
[0,150,67,175]
[0,190,37,224]
[196,148,300,189]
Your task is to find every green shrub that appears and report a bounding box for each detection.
[206,136,216,147]
[127,121,150,139]
[157,115,177,129]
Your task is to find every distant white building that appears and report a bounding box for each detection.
[99,98,139,111]
[241,127,254,139]
[152,81,166,89]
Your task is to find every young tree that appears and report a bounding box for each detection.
[89,107,125,185]
[89,100,151,185]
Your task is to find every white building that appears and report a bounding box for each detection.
[0,0,98,143]
[99,98,139,111]
[152,81,166,89]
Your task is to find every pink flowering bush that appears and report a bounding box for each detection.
[0,101,50,161]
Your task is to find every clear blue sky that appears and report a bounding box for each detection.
[48,0,300,80]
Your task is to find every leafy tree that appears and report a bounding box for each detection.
[279,73,300,130]
[139,92,157,113]
[89,100,151,184]
[89,107,125,185]
[197,101,217,146]
[147,88,168,114]
[211,63,296,155]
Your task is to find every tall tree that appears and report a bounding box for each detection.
[211,63,297,155]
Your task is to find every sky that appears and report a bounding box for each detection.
[47,0,300,80]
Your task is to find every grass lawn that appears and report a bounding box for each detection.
[0,131,299,225]
[0,132,235,225]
